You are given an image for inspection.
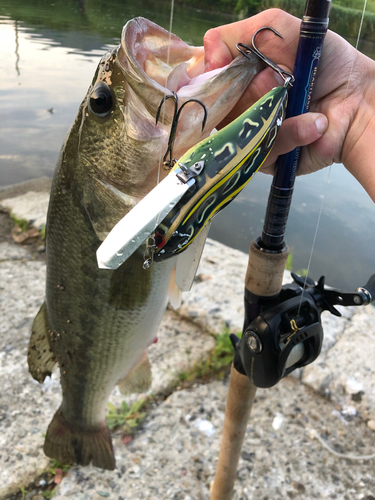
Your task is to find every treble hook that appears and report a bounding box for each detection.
[156,93,208,170]
[237,27,295,87]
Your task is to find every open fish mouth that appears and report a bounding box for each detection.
[124,18,220,95]
[118,17,262,157]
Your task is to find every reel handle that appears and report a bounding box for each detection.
[360,274,375,304]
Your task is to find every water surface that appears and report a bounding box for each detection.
[0,0,374,291]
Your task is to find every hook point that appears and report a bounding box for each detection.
[237,26,293,88]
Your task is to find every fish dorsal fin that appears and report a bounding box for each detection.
[28,303,57,383]
[117,352,152,396]
[175,221,211,292]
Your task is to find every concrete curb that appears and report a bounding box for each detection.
[0,181,374,499]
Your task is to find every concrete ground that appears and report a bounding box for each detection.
[0,180,374,500]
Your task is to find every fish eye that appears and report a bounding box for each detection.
[88,83,113,116]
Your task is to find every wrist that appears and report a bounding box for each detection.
[342,52,375,201]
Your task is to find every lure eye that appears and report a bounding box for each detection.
[154,233,165,248]
[88,83,113,117]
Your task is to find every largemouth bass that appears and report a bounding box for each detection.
[27,17,262,470]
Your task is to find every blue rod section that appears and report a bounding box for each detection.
[261,0,331,249]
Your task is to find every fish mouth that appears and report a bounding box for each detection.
[118,17,262,158]
[122,17,218,96]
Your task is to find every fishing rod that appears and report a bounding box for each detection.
[210,0,375,498]
[236,0,334,380]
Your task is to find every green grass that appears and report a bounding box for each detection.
[10,212,45,240]
[105,330,240,432]
[20,486,28,500]
[178,329,240,384]
[295,268,308,276]
[260,0,375,40]
[284,248,308,276]
[46,459,70,475]
[39,225,46,240]
[10,213,29,232]
[285,251,293,272]
[333,0,375,12]
[106,399,148,433]
[42,490,56,499]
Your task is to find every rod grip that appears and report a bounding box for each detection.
[245,239,289,297]
[210,366,257,500]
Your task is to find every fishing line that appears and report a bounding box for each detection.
[144,0,175,267]
[356,0,368,49]
[297,2,367,314]
[309,428,375,460]
[297,168,331,312]
[156,0,175,188]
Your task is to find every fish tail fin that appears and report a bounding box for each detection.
[28,302,57,383]
[44,409,115,470]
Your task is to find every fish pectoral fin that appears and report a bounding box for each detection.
[117,353,152,396]
[82,177,135,241]
[168,265,182,309]
[28,302,57,383]
[44,409,115,470]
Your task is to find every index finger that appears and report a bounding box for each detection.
[204,9,300,72]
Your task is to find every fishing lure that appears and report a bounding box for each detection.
[153,84,289,261]
[97,27,294,271]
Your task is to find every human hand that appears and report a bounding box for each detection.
[204,9,375,200]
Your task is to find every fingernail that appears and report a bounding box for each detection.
[315,116,328,134]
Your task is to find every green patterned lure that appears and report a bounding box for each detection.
[153,85,288,261]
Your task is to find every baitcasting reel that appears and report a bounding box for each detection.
[231,273,375,388]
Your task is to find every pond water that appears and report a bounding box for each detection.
[0,0,374,291]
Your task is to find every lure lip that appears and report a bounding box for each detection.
[96,169,195,270]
